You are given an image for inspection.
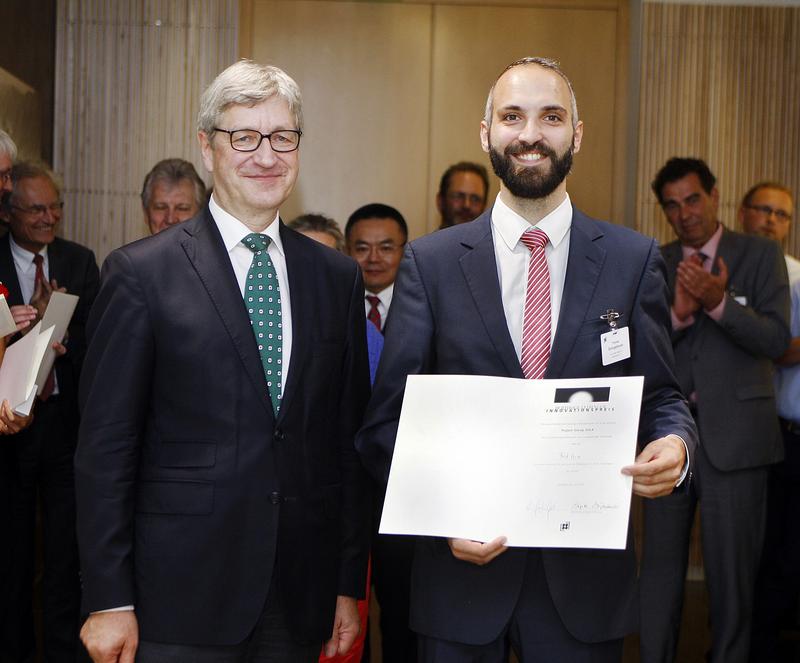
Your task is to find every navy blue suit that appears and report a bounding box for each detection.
[75,210,371,646]
[356,207,697,651]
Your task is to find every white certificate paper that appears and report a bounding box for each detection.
[0,321,55,415]
[380,374,644,550]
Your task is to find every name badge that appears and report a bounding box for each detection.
[601,327,631,366]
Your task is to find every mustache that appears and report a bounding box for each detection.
[504,140,557,160]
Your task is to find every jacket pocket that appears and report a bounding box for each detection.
[158,441,216,468]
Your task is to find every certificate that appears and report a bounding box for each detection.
[380,374,644,550]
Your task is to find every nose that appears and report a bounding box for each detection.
[251,138,279,167]
[518,118,543,145]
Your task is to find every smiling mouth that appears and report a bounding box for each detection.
[513,152,546,163]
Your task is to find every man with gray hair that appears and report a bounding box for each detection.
[0,159,99,661]
[76,60,370,662]
[141,158,206,234]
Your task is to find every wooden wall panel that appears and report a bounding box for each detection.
[54,0,238,263]
[0,68,41,162]
[243,0,630,239]
[246,1,433,234]
[428,4,621,232]
[637,3,800,259]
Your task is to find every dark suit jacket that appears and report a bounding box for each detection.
[662,227,790,471]
[75,209,371,645]
[356,207,697,645]
[0,232,99,418]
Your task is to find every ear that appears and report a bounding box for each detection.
[572,120,584,155]
[480,121,490,154]
[436,192,444,214]
[198,131,214,174]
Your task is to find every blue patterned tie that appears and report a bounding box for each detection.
[242,233,283,414]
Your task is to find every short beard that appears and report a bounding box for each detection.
[489,139,574,200]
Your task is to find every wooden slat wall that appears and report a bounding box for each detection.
[637,2,800,257]
[53,0,238,263]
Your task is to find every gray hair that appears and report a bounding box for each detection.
[197,60,303,137]
[484,57,579,129]
[0,129,18,161]
[288,213,344,252]
[7,161,61,201]
[141,158,206,209]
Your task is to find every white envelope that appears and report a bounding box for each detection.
[0,321,55,415]
[0,295,18,337]
[35,292,79,396]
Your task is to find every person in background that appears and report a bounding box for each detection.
[436,161,489,229]
[0,159,100,662]
[641,159,790,663]
[739,182,800,662]
[288,213,344,251]
[141,157,206,234]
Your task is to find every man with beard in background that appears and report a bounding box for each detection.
[356,57,695,662]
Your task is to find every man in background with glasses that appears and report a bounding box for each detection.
[0,160,100,661]
[740,183,800,661]
[436,161,489,229]
[76,60,370,663]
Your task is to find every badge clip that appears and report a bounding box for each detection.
[600,309,620,330]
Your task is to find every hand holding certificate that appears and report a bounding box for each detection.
[380,374,646,550]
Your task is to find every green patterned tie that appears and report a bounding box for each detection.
[242,233,283,414]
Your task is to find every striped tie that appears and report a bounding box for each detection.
[519,228,551,380]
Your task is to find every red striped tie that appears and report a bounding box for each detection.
[366,295,382,332]
[519,228,551,379]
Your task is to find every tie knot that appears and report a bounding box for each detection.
[242,233,271,254]
[366,295,380,307]
[520,228,548,252]
[32,254,44,267]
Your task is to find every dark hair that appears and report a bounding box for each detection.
[287,213,344,251]
[345,203,408,242]
[141,158,206,209]
[651,157,716,205]
[438,161,489,201]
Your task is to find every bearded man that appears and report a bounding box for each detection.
[355,56,696,663]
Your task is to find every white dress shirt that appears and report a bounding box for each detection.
[10,234,49,306]
[364,284,394,331]
[209,195,293,396]
[491,193,573,362]
[10,235,59,395]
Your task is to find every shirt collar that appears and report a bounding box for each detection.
[209,194,284,257]
[368,283,394,308]
[491,193,572,251]
[9,233,48,272]
[680,222,723,261]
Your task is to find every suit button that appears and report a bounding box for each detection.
[270,491,282,505]
[274,428,285,441]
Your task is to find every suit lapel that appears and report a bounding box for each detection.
[0,234,24,305]
[180,210,275,420]
[276,222,311,422]
[458,214,523,379]
[660,241,682,294]
[546,210,606,379]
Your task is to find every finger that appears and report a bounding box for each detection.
[449,536,507,565]
[338,625,357,654]
[119,637,138,663]
[323,633,338,657]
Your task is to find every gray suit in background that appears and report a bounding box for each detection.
[640,227,790,663]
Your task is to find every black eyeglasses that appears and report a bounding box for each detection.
[214,128,302,153]
[744,204,792,222]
